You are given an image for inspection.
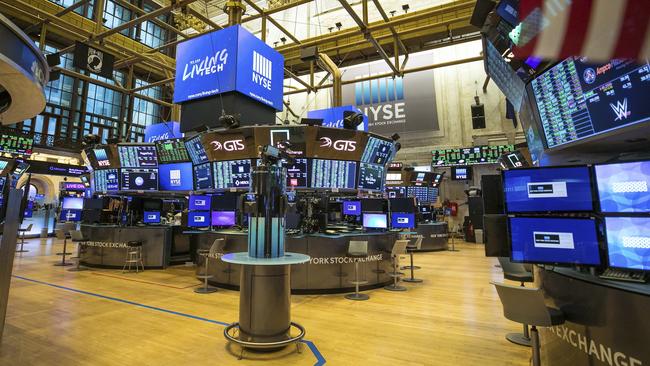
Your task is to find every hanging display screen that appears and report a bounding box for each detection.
[213,159,251,189]
[118,145,158,168]
[311,159,357,189]
[155,139,190,163]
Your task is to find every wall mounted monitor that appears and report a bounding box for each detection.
[212,210,236,227]
[286,158,309,188]
[605,217,650,271]
[59,209,82,222]
[451,166,472,180]
[155,139,190,163]
[310,159,357,189]
[391,212,416,229]
[185,135,209,164]
[509,217,601,265]
[503,166,594,213]
[143,211,161,224]
[118,145,158,168]
[189,195,212,211]
[94,169,119,192]
[120,168,158,191]
[389,198,417,213]
[432,145,515,166]
[362,213,387,229]
[342,200,361,216]
[358,163,385,191]
[361,136,394,164]
[193,162,213,190]
[530,57,650,149]
[62,197,84,210]
[0,133,33,155]
[213,159,251,189]
[188,211,210,227]
[159,162,193,191]
[595,160,650,213]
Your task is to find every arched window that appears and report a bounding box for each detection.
[28,184,38,201]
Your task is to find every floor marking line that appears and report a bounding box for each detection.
[90,272,198,289]
[11,274,326,365]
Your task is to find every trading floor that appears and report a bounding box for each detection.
[1,237,528,366]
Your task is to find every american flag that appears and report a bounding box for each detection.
[513,0,650,61]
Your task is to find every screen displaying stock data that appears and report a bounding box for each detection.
[311,159,357,189]
[118,145,158,167]
[530,58,650,149]
[155,139,190,163]
[432,145,514,166]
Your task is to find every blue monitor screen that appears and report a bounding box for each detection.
[605,217,650,271]
[188,211,210,227]
[391,213,415,229]
[189,195,212,211]
[59,209,82,222]
[143,211,161,224]
[185,135,209,165]
[342,201,361,216]
[503,167,594,213]
[212,211,236,227]
[194,162,213,190]
[120,168,158,191]
[509,217,601,265]
[595,161,650,213]
[62,197,84,210]
[159,162,193,191]
[363,213,387,229]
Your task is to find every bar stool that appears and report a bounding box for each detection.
[195,238,224,294]
[385,239,409,291]
[16,223,33,253]
[68,230,89,272]
[344,240,369,301]
[54,229,73,266]
[402,236,423,283]
[498,257,534,346]
[492,282,565,366]
[122,241,144,273]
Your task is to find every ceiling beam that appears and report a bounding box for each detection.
[241,0,301,44]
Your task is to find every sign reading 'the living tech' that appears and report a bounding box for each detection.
[173,25,284,111]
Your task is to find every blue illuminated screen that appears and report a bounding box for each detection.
[595,161,650,213]
[606,217,650,271]
[391,213,415,229]
[188,211,210,227]
[143,211,161,224]
[362,213,387,229]
[342,201,361,216]
[194,162,213,190]
[509,217,601,265]
[189,195,212,210]
[59,209,81,222]
[159,162,193,191]
[504,167,594,213]
[212,211,236,227]
[62,197,84,210]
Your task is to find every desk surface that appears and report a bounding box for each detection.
[549,267,650,296]
[221,252,311,265]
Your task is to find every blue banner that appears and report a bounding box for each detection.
[307,105,368,131]
[144,122,183,143]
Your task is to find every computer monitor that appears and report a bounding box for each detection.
[62,197,84,210]
[83,198,105,210]
[211,211,236,227]
[286,212,301,229]
[189,195,212,211]
[451,166,472,180]
[59,209,82,222]
[120,168,158,191]
[361,198,385,213]
[158,162,193,191]
[508,217,601,265]
[391,213,415,229]
[362,213,387,229]
[211,192,238,211]
[503,166,594,213]
[389,198,416,213]
[342,200,361,216]
[595,160,650,213]
[143,211,161,224]
[142,199,162,212]
[605,217,650,271]
[187,211,210,227]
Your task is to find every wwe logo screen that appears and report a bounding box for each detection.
[610,98,631,121]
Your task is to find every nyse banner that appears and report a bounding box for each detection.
[342,52,439,134]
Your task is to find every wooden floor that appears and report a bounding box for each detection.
[1,237,530,365]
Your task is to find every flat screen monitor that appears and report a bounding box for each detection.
[451,166,472,180]
[159,162,193,191]
[83,198,105,210]
[362,213,387,229]
[142,199,162,211]
[358,163,384,191]
[342,201,361,216]
[62,197,84,210]
[211,193,238,211]
[117,145,158,168]
[0,133,33,155]
[120,168,158,191]
[212,211,236,227]
[94,169,119,191]
[59,209,82,222]
[193,162,213,190]
[391,212,415,229]
[361,198,385,213]
[389,198,416,213]
[605,217,650,271]
[143,211,161,224]
[155,139,190,163]
[213,159,251,189]
[310,159,357,189]
[386,186,407,198]
[188,211,210,227]
[361,136,394,164]
[185,135,209,164]
[0,160,7,175]
[509,217,601,265]
[92,147,114,168]
[595,160,650,213]
[503,166,594,213]
[286,158,309,188]
[189,195,212,211]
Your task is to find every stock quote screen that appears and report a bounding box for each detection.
[530,58,650,148]
[156,139,190,163]
[0,133,33,155]
[432,145,514,166]
[311,159,357,189]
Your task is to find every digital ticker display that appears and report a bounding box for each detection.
[118,145,158,168]
[94,169,119,191]
[311,159,357,189]
[185,135,209,164]
[213,159,251,189]
[156,139,190,163]
[0,133,33,155]
[432,145,514,166]
[286,158,308,188]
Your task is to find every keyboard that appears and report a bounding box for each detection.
[599,268,648,283]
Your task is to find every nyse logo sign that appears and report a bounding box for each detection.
[319,137,357,151]
[210,139,245,152]
[252,51,272,90]
[170,169,181,186]
[182,49,229,81]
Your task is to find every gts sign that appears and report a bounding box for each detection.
[210,139,245,152]
[319,137,357,152]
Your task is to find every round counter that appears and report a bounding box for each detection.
[414,222,449,251]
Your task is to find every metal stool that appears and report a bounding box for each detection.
[54,229,73,266]
[403,236,423,283]
[68,230,89,272]
[122,241,144,273]
[195,238,224,294]
[492,282,565,366]
[498,257,534,346]
[345,240,369,301]
[16,223,33,253]
[385,240,409,291]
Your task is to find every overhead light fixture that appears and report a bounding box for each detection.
[219,114,240,129]
[335,22,342,30]
[343,111,363,130]
[402,4,410,13]
[390,10,396,16]
[280,37,287,44]
[328,27,334,33]
[273,41,279,47]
